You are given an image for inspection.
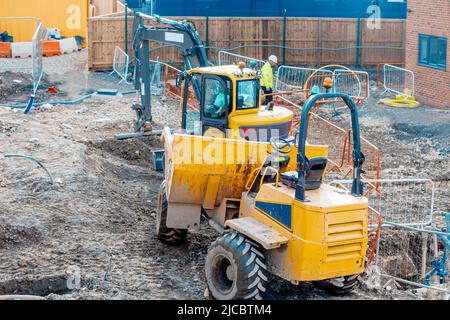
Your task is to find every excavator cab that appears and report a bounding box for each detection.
[180,65,293,141]
[119,12,293,143]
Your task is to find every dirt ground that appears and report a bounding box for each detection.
[0,51,449,300]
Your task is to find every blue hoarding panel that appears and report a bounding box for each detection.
[130,0,406,19]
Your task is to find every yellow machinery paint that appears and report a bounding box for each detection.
[184,65,293,140]
[161,126,368,283]
[240,184,368,281]
[161,74,369,299]
[0,0,89,42]
[163,129,328,206]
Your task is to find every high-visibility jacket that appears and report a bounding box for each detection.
[260,62,274,90]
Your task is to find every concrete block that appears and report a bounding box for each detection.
[11,42,33,58]
[59,37,78,54]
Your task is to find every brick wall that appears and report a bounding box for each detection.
[405,0,450,109]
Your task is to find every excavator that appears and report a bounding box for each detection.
[116,12,293,141]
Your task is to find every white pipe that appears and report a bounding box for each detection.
[0,295,45,301]
[421,232,429,279]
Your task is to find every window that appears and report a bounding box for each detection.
[237,80,259,110]
[203,77,231,119]
[418,34,447,70]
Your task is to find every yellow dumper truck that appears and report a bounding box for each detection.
[157,93,368,300]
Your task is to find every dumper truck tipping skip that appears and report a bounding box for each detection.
[156,92,368,300]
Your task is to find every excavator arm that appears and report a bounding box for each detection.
[131,13,209,133]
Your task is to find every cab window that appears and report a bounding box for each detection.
[237,80,259,110]
[203,77,232,119]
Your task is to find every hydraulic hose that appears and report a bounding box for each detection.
[0,90,138,110]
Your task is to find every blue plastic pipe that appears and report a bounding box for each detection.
[0,90,137,110]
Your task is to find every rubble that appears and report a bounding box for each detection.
[0,50,449,300]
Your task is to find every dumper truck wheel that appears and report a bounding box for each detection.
[156,180,187,244]
[205,232,268,300]
[314,274,360,295]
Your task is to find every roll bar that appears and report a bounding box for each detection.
[295,93,365,201]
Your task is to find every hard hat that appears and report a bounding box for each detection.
[248,61,257,69]
[269,55,278,64]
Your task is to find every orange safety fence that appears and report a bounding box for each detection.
[367,206,382,266]
[163,63,198,111]
[342,134,381,195]
[163,63,182,99]
[376,62,404,87]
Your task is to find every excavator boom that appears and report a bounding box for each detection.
[131,12,209,133]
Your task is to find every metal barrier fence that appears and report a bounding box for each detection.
[275,66,332,93]
[149,59,165,95]
[376,62,404,87]
[333,69,370,100]
[31,22,45,95]
[383,64,415,98]
[373,180,447,296]
[111,46,130,84]
[329,179,449,296]
[330,178,438,271]
[149,60,199,111]
[0,18,43,83]
[304,71,370,104]
[332,179,436,227]
[375,219,450,296]
[218,50,265,69]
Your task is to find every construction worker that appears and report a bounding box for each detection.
[206,83,228,119]
[260,55,278,107]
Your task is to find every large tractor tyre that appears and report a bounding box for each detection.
[314,274,360,295]
[205,232,269,300]
[156,180,187,244]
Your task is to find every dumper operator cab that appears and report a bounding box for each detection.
[179,65,293,141]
